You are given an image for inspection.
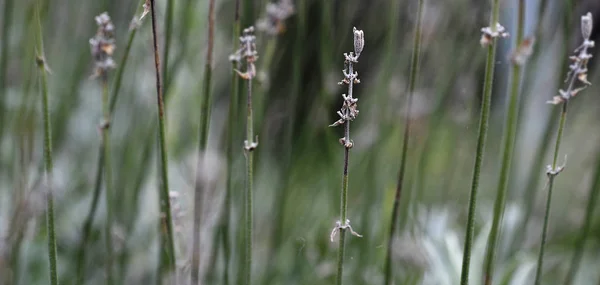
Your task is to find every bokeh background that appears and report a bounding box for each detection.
[1,0,600,284]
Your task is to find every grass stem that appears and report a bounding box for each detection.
[483,1,524,283]
[459,0,501,283]
[383,0,423,283]
[102,77,114,285]
[34,1,58,283]
[149,0,177,281]
[191,0,215,282]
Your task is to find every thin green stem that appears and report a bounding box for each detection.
[383,0,423,283]
[191,0,215,283]
[459,0,501,284]
[217,1,241,283]
[149,0,177,281]
[77,4,145,282]
[244,76,255,285]
[483,1,524,284]
[0,0,14,139]
[564,152,600,284]
[534,102,568,285]
[102,78,114,285]
[34,1,58,284]
[162,0,174,95]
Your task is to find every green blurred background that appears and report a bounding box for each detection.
[1,0,600,284]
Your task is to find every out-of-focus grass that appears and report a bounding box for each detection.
[1,0,600,284]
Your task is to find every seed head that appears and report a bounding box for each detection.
[90,12,116,78]
[353,27,364,58]
[582,12,593,40]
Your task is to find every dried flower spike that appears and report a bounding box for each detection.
[230,27,258,79]
[353,27,364,58]
[480,22,509,47]
[90,12,116,78]
[547,12,594,105]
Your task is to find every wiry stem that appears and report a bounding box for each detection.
[460,0,502,283]
[162,0,174,95]
[483,1,525,284]
[535,12,594,283]
[149,0,177,281]
[332,27,364,285]
[191,0,215,282]
[216,1,241,282]
[383,0,423,283]
[0,0,14,139]
[77,4,145,282]
[34,1,58,284]
[102,77,114,285]
[245,76,254,285]
[533,102,567,285]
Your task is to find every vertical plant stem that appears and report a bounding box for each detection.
[460,0,501,284]
[564,152,600,284]
[244,75,255,285]
[34,1,58,284]
[149,0,177,281]
[483,1,524,284]
[534,101,568,285]
[218,1,241,283]
[102,77,114,285]
[191,0,215,283]
[383,0,423,283]
[77,4,145,282]
[0,0,14,139]
[336,121,351,285]
[162,0,174,95]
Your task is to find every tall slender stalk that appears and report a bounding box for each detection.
[34,1,58,284]
[76,5,146,282]
[483,1,525,283]
[330,27,364,285]
[191,0,216,283]
[564,153,600,284]
[459,0,505,283]
[0,0,14,139]
[162,0,173,95]
[215,1,241,283]
[533,12,594,285]
[383,0,423,283]
[101,76,114,285]
[230,26,258,285]
[149,0,177,281]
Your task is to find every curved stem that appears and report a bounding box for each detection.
[483,1,524,283]
[34,1,58,284]
[459,0,501,283]
[383,0,423,283]
[149,0,177,281]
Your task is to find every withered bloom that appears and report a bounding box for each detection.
[90,12,116,78]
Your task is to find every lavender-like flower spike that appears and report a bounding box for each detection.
[547,12,594,105]
[90,12,116,78]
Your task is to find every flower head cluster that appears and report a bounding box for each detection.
[480,22,509,47]
[547,12,594,105]
[330,28,365,144]
[90,12,116,78]
[230,26,258,80]
[256,0,295,36]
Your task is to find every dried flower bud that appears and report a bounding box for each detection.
[90,12,116,78]
[581,12,593,40]
[353,27,365,58]
[510,37,535,65]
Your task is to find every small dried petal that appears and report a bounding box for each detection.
[141,0,150,21]
[578,72,592,85]
[581,12,593,40]
[546,96,564,105]
[510,37,535,65]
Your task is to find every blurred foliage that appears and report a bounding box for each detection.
[1,0,600,284]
